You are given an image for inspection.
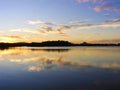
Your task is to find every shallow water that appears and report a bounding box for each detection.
[0,47,120,90]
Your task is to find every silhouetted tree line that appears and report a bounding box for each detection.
[0,40,119,49]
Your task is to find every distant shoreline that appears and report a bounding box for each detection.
[0,40,119,49]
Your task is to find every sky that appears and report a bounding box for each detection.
[0,0,120,43]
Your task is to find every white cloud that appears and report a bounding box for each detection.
[10,19,120,37]
[28,20,55,25]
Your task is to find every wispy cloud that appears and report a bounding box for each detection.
[53,19,120,31]
[105,18,120,23]
[76,0,98,3]
[93,4,111,12]
[28,20,55,25]
[76,0,120,12]
[3,35,23,39]
[40,26,53,31]
[93,4,120,13]
[69,19,89,24]
[10,27,67,36]
[104,13,110,16]
[10,19,120,37]
[10,28,45,35]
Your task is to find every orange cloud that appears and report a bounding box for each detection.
[5,35,23,39]
[76,0,98,3]
[76,0,120,12]
[93,7,102,12]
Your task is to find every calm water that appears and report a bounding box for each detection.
[0,47,120,90]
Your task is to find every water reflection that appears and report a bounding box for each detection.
[31,48,70,52]
[0,47,120,72]
[0,47,120,90]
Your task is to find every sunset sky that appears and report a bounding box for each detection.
[0,0,120,43]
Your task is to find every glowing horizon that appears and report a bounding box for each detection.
[0,0,120,43]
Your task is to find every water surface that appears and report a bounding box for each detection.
[0,47,120,90]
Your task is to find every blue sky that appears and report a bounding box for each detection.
[0,0,120,43]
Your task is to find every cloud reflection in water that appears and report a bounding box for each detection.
[0,47,120,72]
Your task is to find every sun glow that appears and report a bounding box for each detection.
[0,37,18,43]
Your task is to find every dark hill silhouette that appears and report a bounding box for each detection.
[31,40,73,46]
[0,40,119,49]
